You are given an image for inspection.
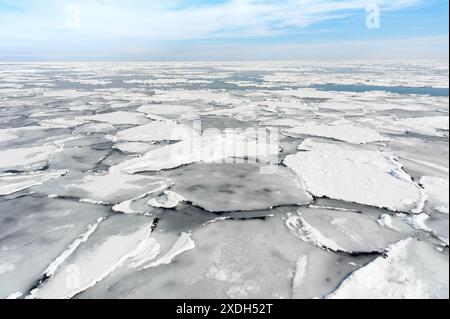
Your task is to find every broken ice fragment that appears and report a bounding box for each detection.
[147,191,185,209]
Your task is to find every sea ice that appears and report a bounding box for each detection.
[163,163,312,212]
[79,111,148,125]
[30,215,156,299]
[285,208,404,253]
[420,176,449,214]
[284,149,424,213]
[34,172,172,204]
[327,238,449,299]
[0,144,62,172]
[283,123,389,144]
[0,170,66,196]
[0,197,109,299]
[114,120,191,142]
[110,131,279,173]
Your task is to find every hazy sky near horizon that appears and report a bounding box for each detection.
[0,0,448,61]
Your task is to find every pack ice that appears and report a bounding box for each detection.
[0,61,448,300]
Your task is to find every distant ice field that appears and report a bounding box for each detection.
[0,61,448,299]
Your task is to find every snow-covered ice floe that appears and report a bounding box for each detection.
[110,130,279,173]
[0,144,63,172]
[284,143,425,213]
[420,176,449,214]
[326,238,449,299]
[283,123,389,144]
[0,170,67,195]
[34,172,172,205]
[285,208,405,253]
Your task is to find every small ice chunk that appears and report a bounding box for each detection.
[147,191,185,209]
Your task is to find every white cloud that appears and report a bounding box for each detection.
[1,0,445,60]
[0,0,426,41]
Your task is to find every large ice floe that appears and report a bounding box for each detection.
[284,140,425,213]
[162,163,312,212]
[285,208,405,253]
[283,123,389,144]
[0,61,448,300]
[110,129,279,173]
[0,144,63,172]
[326,238,449,299]
[0,170,67,195]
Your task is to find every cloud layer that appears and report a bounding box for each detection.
[0,0,447,60]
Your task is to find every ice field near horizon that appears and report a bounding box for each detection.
[0,61,449,299]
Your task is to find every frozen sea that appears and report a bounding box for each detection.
[0,61,448,299]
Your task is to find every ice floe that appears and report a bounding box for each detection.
[79,111,148,125]
[0,170,67,196]
[327,238,449,299]
[110,131,279,173]
[285,208,403,253]
[34,172,172,205]
[114,120,191,142]
[284,149,424,213]
[30,216,155,299]
[162,163,312,212]
[283,123,389,144]
[0,196,109,299]
[0,144,62,172]
[420,176,449,214]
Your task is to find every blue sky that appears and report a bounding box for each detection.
[0,0,448,61]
